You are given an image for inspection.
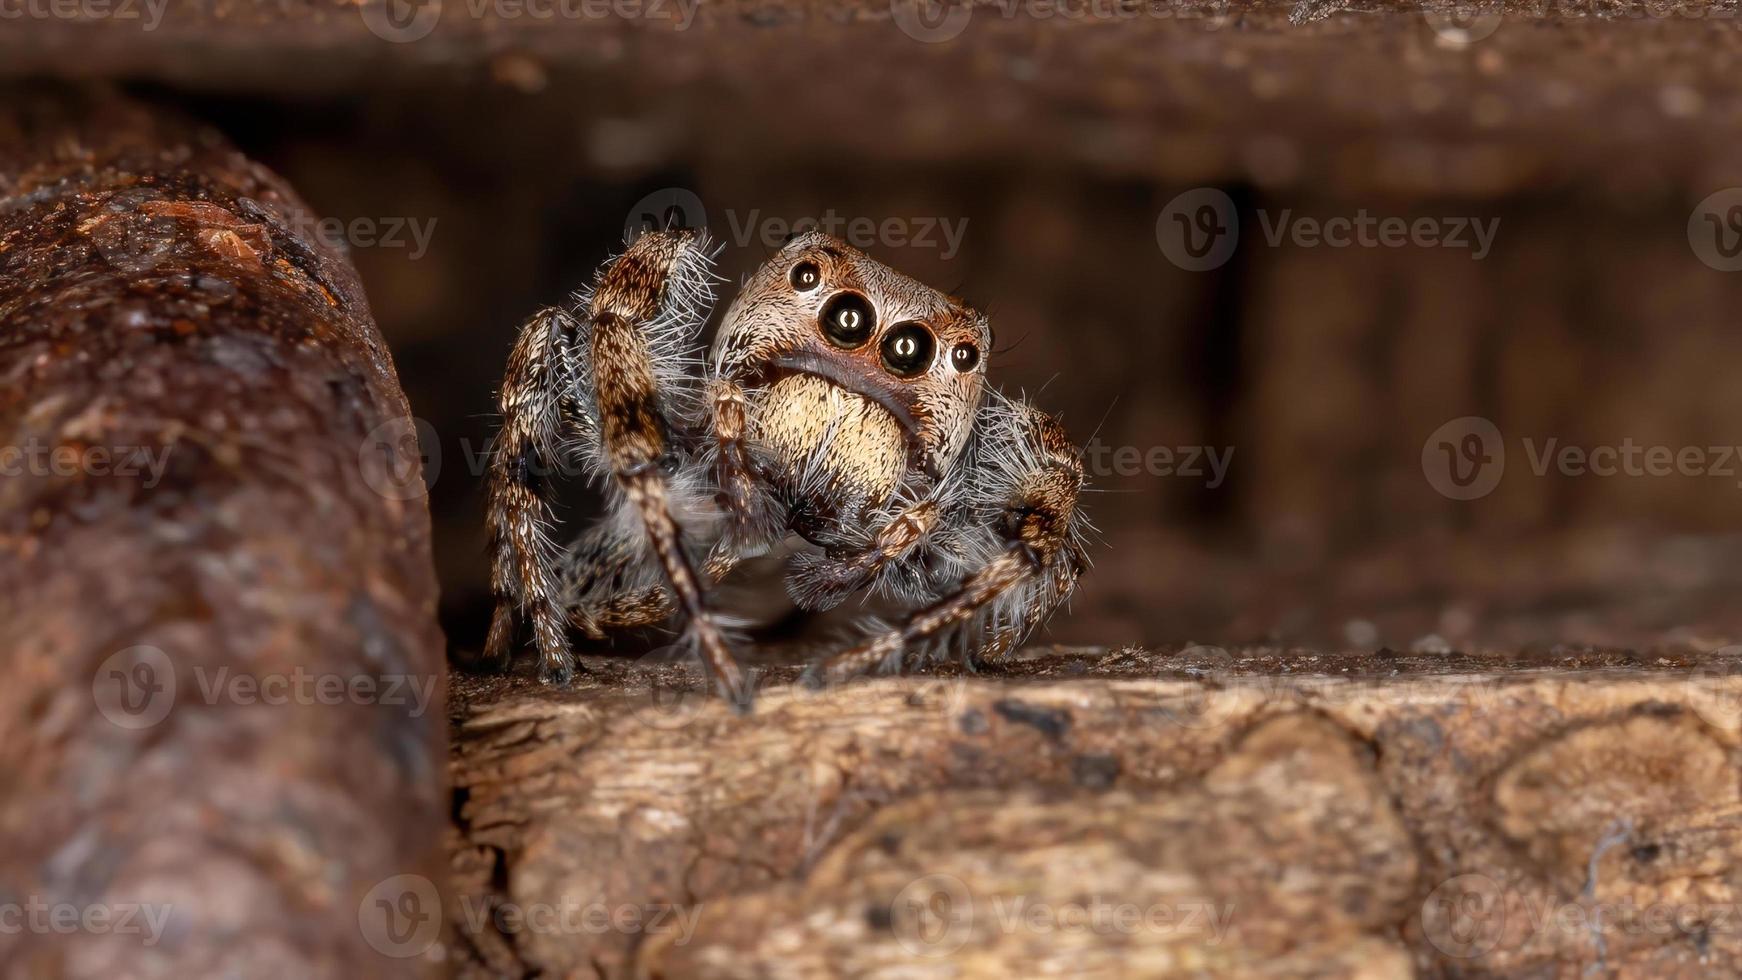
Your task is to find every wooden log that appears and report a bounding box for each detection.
[1,4,1740,197]
[0,88,447,977]
[450,648,1742,978]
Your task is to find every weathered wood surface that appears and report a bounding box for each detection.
[0,89,448,977]
[1,3,1741,196]
[449,647,1742,977]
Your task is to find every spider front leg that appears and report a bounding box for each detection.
[785,500,940,611]
[805,402,1088,686]
[586,232,753,706]
[555,522,676,640]
[488,230,750,703]
[704,378,782,569]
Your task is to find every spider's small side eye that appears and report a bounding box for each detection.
[790,261,821,291]
[881,323,935,378]
[820,293,875,348]
[950,342,980,373]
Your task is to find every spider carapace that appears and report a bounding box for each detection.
[485,229,1089,707]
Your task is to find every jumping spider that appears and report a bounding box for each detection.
[484,229,1088,705]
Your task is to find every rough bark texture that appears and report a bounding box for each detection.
[449,649,1742,978]
[0,89,448,977]
[2,3,1741,198]
[2,11,1733,979]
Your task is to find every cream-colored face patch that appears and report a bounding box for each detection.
[753,373,906,502]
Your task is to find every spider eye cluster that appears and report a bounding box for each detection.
[790,261,821,291]
[880,323,934,378]
[820,293,875,348]
[812,286,983,379]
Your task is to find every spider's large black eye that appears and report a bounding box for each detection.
[880,323,935,378]
[950,342,980,372]
[789,261,821,291]
[820,293,874,348]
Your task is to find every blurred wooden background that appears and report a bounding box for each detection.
[11,2,1742,657]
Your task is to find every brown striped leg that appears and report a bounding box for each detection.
[787,501,938,610]
[706,377,785,565]
[970,544,1084,668]
[569,586,675,639]
[805,415,1085,687]
[485,307,585,683]
[589,233,750,706]
[709,379,759,539]
[805,548,1034,686]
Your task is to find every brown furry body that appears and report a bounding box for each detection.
[485,230,1089,705]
